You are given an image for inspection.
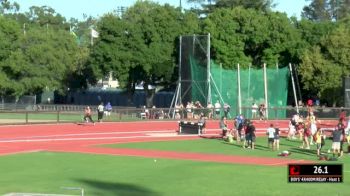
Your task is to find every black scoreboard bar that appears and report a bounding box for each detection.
[288,164,343,183]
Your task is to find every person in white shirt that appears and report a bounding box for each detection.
[345,116,350,144]
[266,124,275,150]
[252,103,258,119]
[214,100,221,120]
[206,102,214,119]
[97,102,104,122]
[288,119,296,140]
[186,102,193,119]
[309,112,317,145]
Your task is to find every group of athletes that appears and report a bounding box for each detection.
[287,110,350,158]
[220,114,259,150]
[220,115,281,151]
[220,109,350,158]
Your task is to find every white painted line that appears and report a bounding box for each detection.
[0,120,179,128]
[0,134,198,143]
[0,149,44,156]
[2,130,176,140]
[3,193,74,196]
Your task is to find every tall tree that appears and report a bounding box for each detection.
[299,23,350,105]
[89,1,199,106]
[302,0,350,21]
[0,15,21,97]
[187,0,274,15]
[0,0,19,14]
[204,7,302,68]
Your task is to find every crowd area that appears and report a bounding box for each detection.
[218,102,350,159]
[174,100,267,120]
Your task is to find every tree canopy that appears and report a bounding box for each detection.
[0,0,349,106]
[302,0,350,21]
[89,1,199,106]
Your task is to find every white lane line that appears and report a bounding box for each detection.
[0,130,176,140]
[0,149,44,156]
[0,121,179,127]
[0,134,198,143]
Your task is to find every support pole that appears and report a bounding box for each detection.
[237,64,242,115]
[247,64,251,103]
[169,36,182,118]
[263,63,268,119]
[220,63,222,96]
[207,33,211,105]
[170,83,180,118]
[289,63,299,114]
[210,73,226,112]
[293,64,302,103]
[178,36,182,105]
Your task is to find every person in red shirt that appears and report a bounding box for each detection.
[339,109,346,124]
[307,99,313,107]
[307,98,313,115]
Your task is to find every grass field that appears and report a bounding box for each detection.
[0,152,349,196]
[106,137,350,162]
[1,137,349,196]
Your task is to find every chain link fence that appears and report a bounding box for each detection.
[0,103,346,124]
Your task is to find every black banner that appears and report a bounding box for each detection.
[288,164,343,183]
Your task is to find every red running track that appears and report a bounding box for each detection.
[0,120,337,166]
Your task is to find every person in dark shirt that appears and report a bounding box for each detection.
[248,121,256,149]
[220,116,228,139]
[198,113,206,134]
[274,127,280,151]
[83,106,95,124]
[332,124,343,157]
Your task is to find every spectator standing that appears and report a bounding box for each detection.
[309,112,317,145]
[97,102,104,122]
[258,104,266,120]
[307,98,313,115]
[104,102,112,117]
[288,119,296,140]
[339,109,346,125]
[186,102,193,119]
[223,103,230,118]
[175,103,182,119]
[220,116,228,139]
[274,127,280,151]
[243,119,251,149]
[206,102,214,119]
[266,124,275,150]
[235,114,244,143]
[198,113,206,134]
[345,116,350,145]
[332,123,343,158]
[251,103,258,119]
[214,100,221,119]
[315,128,323,156]
[301,122,311,150]
[248,120,256,149]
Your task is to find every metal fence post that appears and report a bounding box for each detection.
[57,110,60,123]
[25,112,28,124]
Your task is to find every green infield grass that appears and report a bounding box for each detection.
[0,112,144,123]
[0,151,349,196]
[106,137,350,163]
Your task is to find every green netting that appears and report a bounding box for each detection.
[190,56,208,105]
[191,59,290,119]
